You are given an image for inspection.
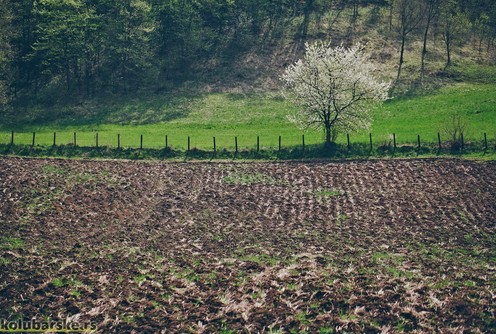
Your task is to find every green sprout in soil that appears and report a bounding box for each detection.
[0,237,24,250]
[315,188,342,199]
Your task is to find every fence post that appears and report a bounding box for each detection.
[257,136,260,152]
[484,132,487,150]
[393,133,396,150]
[417,134,421,149]
[140,134,143,149]
[53,132,57,146]
[74,132,77,146]
[32,132,36,147]
[461,133,464,150]
[118,134,121,149]
[213,136,216,154]
[96,132,99,148]
[165,135,168,149]
[187,136,190,152]
[369,133,373,151]
[10,131,14,145]
[347,133,351,151]
[302,134,305,150]
[438,132,441,149]
[278,136,282,152]
[235,136,238,153]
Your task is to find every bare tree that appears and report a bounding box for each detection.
[442,112,469,150]
[420,0,440,83]
[394,0,424,83]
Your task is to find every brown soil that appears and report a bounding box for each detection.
[0,157,495,333]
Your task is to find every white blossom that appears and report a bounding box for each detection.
[281,41,391,143]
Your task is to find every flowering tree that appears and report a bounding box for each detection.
[281,41,391,145]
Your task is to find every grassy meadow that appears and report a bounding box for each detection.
[1,77,496,153]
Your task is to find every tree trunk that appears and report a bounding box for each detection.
[348,0,359,39]
[397,34,406,82]
[420,0,439,84]
[445,31,451,66]
[84,54,91,97]
[300,0,314,39]
[420,18,431,83]
[324,120,331,145]
[301,13,309,39]
[389,1,394,31]
[487,36,494,53]
[66,60,71,93]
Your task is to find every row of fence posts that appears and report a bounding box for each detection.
[5,131,494,152]
[210,135,282,153]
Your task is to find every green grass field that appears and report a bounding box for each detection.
[1,82,495,151]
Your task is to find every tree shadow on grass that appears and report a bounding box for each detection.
[2,92,203,131]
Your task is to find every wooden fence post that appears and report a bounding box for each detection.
[278,136,282,152]
[393,133,396,150]
[257,136,260,152]
[140,134,143,149]
[187,136,190,152]
[484,133,487,150]
[213,137,216,154]
[417,134,421,149]
[53,132,57,146]
[461,133,464,150]
[165,135,168,149]
[10,131,14,145]
[32,132,36,147]
[369,133,373,151]
[74,132,77,146]
[347,133,351,151]
[438,132,441,149]
[302,134,305,150]
[118,134,121,149]
[235,136,238,153]
[96,133,99,148]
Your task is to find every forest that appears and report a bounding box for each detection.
[0,0,495,109]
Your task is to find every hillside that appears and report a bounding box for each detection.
[1,0,495,106]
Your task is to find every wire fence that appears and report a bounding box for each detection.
[1,130,495,158]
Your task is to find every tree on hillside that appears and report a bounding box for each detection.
[459,0,496,55]
[31,0,98,94]
[7,0,37,99]
[473,13,491,55]
[154,0,202,82]
[281,41,391,145]
[440,0,471,67]
[99,0,157,94]
[420,0,440,83]
[393,0,424,82]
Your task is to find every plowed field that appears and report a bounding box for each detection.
[0,157,495,333]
